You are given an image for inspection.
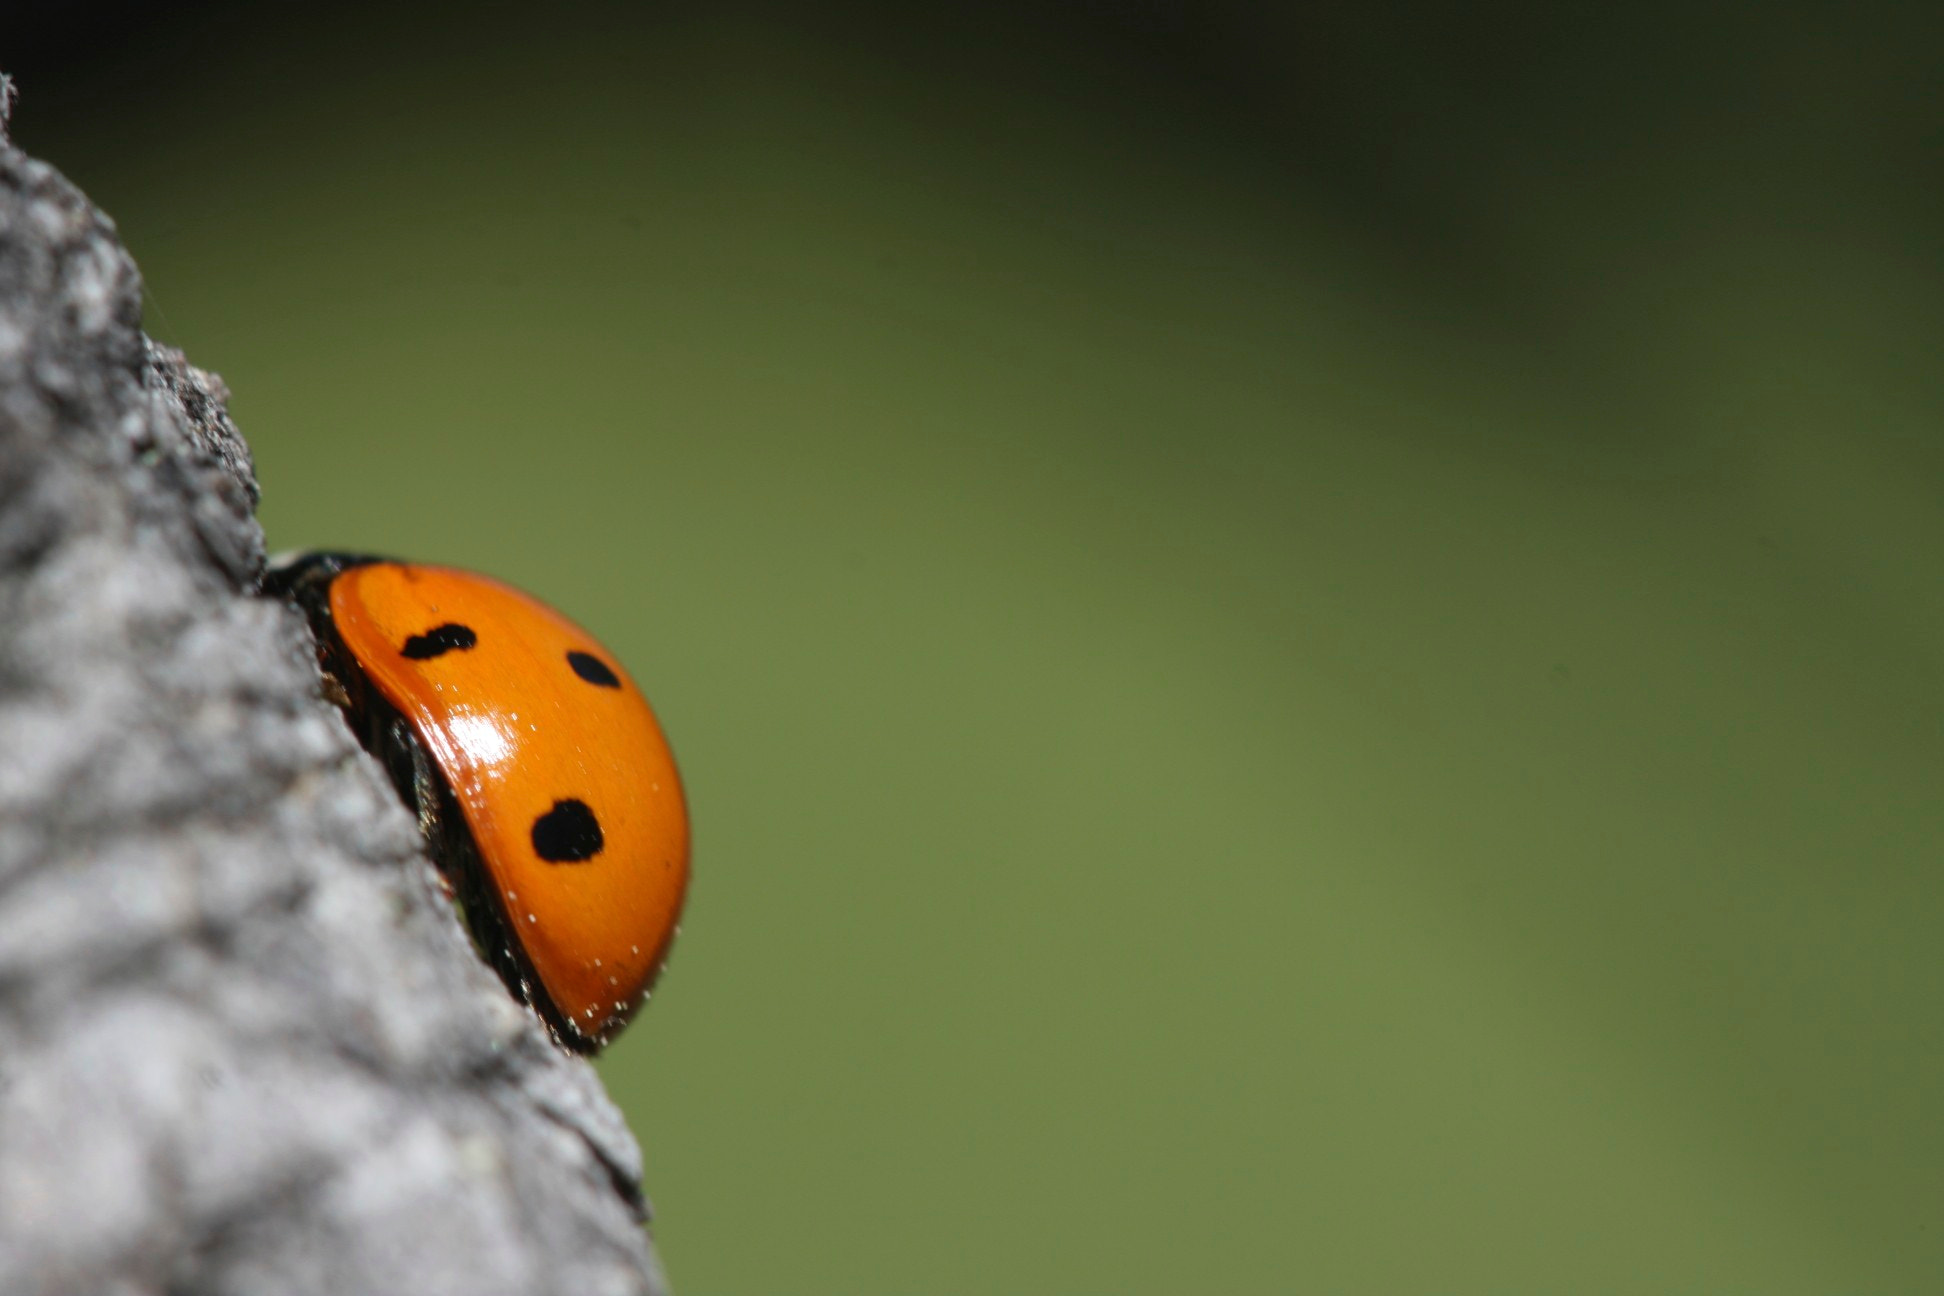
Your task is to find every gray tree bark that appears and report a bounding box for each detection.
[0,78,670,1296]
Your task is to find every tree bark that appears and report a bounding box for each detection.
[0,78,669,1296]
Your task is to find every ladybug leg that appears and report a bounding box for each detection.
[392,721,462,907]
[402,721,441,842]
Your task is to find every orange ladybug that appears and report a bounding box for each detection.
[266,553,690,1053]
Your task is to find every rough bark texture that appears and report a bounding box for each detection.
[0,79,669,1296]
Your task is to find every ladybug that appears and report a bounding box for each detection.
[265,553,690,1053]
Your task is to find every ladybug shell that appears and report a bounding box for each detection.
[290,557,688,1051]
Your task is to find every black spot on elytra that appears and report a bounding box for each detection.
[401,622,477,659]
[531,798,604,862]
[567,651,621,688]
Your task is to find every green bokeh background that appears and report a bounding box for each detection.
[15,4,1943,1290]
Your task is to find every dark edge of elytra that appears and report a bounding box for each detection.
[261,552,626,1055]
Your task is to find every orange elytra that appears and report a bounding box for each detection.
[265,553,690,1052]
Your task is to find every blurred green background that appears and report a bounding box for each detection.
[11,2,1943,1290]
